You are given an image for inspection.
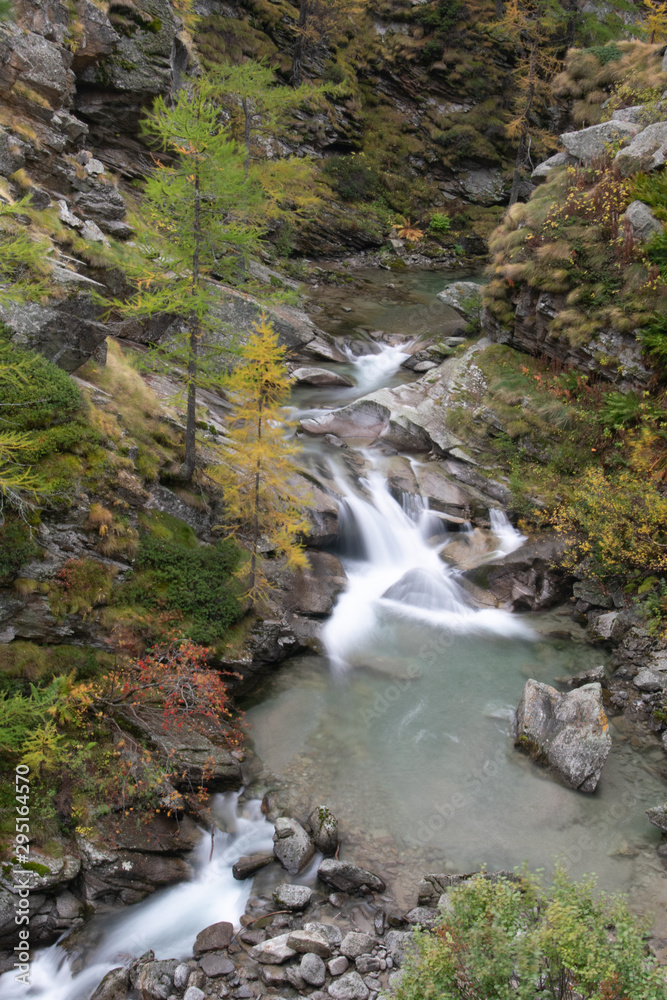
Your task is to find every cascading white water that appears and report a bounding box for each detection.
[0,795,273,1000]
[488,508,527,559]
[322,470,533,672]
[344,342,412,393]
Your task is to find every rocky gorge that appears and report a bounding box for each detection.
[2,0,667,997]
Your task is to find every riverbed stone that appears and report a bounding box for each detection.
[318,859,386,894]
[559,664,605,688]
[90,967,130,1000]
[405,906,439,927]
[308,806,339,854]
[135,959,179,1000]
[193,921,234,955]
[250,932,297,964]
[646,803,667,832]
[273,883,312,910]
[199,952,235,977]
[173,965,191,990]
[329,956,350,976]
[340,931,377,959]
[260,965,288,986]
[515,679,612,792]
[233,852,274,880]
[305,921,344,947]
[356,955,381,973]
[633,668,665,692]
[328,970,370,1000]
[273,817,315,874]
[183,989,206,1000]
[293,366,354,387]
[287,929,332,957]
[301,952,327,986]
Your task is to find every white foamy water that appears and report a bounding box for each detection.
[489,508,527,559]
[345,341,412,393]
[322,470,533,672]
[0,795,272,1000]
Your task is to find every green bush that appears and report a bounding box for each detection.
[119,531,244,644]
[391,869,665,1000]
[323,155,379,202]
[0,339,82,431]
[0,519,38,583]
[429,212,452,235]
[628,172,667,222]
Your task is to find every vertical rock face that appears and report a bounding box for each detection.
[514,679,612,792]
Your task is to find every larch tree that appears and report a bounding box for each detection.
[110,78,262,481]
[644,0,667,42]
[209,315,308,608]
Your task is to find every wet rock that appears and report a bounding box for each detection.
[134,959,179,1000]
[174,965,191,990]
[260,965,287,986]
[515,679,612,792]
[615,121,667,175]
[301,952,327,986]
[464,534,569,612]
[90,967,130,1000]
[199,953,235,977]
[622,200,663,242]
[633,668,665,692]
[233,853,274,881]
[328,970,370,1000]
[318,860,386,895]
[558,664,605,688]
[249,932,297,964]
[329,956,350,976]
[273,817,315,874]
[301,398,432,452]
[436,281,482,317]
[308,806,339,855]
[273,883,312,910]
[340,931,377,959]
[287,550,347,616]
[560,120,641,163]
[293,366,354,387]
[289,473,341,548]
[193,921,234,955]
[646,804,667,833]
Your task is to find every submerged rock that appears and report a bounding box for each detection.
[514,679,612,792]
[293,366,354,387]
[233,852,274,880]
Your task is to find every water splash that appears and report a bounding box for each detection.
[345,341,412,393]
[489,508,526,559]
[0,795,273,1000]
[323,471,533,672]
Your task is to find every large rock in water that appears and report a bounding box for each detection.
[317,859,386,894]
[436,281,483,317]
[514,679,611,792]
[273,817,315,874]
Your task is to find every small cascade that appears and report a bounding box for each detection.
[489,508,527,559]
[345,341,412,393]
[323,471,533,672]
[0,795,273,1000]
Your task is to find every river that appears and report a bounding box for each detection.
[2,266,666,998]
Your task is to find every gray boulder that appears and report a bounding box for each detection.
[515,679,612,792]
[273,883,312,910]
[560,120,641,163]
[405,905,439,928]
[615,121,667,175]
[193,921,233,955]
[293,366,354,387]
[633,668,665,692]
[90,967,130,1000]
[250,932,297,965]
[273,817,315,874]
[308,806,339,855]
[288,929,332,958]
[318,859,386,894]
[340,931,376,959]
[646,803,667,832]
[531,151,572,180]
[301,952,326,987]
[199,952,234,977]
[305,921,344,947]
[622,200,663,242]
[133,960,179,1000]
[459,167,506,205]
[436,281,482,317]
[328,971,370,1000]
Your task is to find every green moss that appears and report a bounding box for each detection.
[0,520,39,584]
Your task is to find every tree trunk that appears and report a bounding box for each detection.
[242,96,251,179]
[180,159,201,481]
[495,0,504,19]
[248,395,263,609]
[291,0,308,87]
[566,0,578,47]
[509,37,538,207]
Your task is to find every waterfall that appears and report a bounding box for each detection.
[322,471,533,672]
[489,508,527,558]
[345,342,412,393]
[0,795,273,1000]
